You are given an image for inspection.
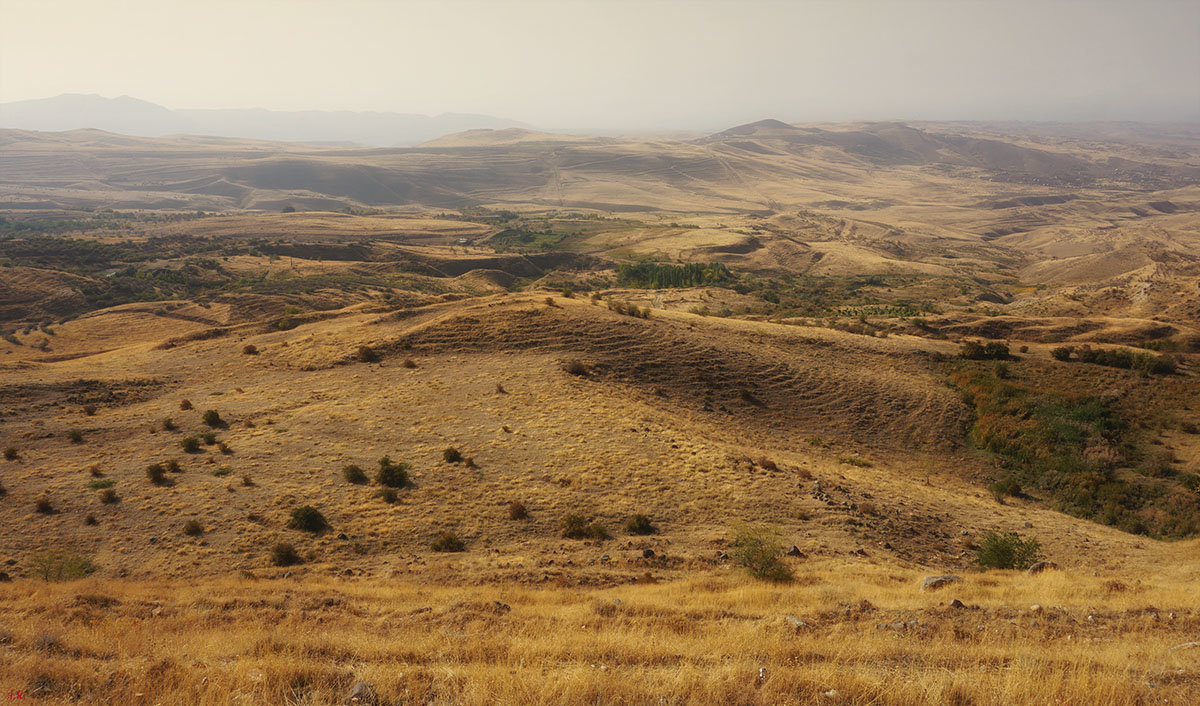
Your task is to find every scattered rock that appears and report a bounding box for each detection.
[784,616,808,631]
[1023,521,1033,528]
[920,575,963,592]
[642,549,656,559]
[337,533,349,540]
[346,680,376,704]
[1027,561,1059,575]
[786,545,805,558]
[1169,641,1200,651]
[948,598,965,609]
[0,572,10,582]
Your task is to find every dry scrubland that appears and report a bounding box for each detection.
[1,120,1200,703]
[3,560,1200,705]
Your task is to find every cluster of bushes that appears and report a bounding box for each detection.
[607,300,650,318]
[950,368,1197,537]
[959,340,1010,360]
[1051,345,1175,375]
[617,262,730,288]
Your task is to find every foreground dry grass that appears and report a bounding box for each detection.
[3,559,1199,705]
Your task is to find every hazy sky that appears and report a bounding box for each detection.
[2,0,1197,129]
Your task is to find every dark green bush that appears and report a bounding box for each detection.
[1051,346,1073,361]
[562,359,588,376]
[508,501,529,520]
[271,543,303,566]
[960,341,1009,360]
[146,464,168,485]
[3,447,17,460]
[343,464,368,484]
[375,456,410,487]
[379,488,398,504]
[35,497,53,514]
[67,429,83,444]
[975,531,1042,570]
[183,520,204,536]
[180,436,201,453]
[99,488,119,504]
[356,345,379,363]
[202,410,224,428]
[442,447,463,463]
[288,505,328,533]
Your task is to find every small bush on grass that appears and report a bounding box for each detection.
[83,404,97,416]
[31,549,97,581]
[443,447,463,463]
[343,464,368,484]
[272,543,303,567]
[562,359,588,376]
[379,488,398,504]
[35,497,54,514]
[402,358,417,368]
[975,531,1042,570]
[99,488,119,504]
[625,514,657,535]
[288,505,328,533]
[85,514,98,526]
[67,430,83,444]
[988,476,1023,498]
[183,520,204,536]
[242,344,258,355]
[87,479,114,490]
[202,410,224,428]
[561,514,610,540]
[431,531,466,552]
[201,432,217,445]
[164,459,181,473]
[508,501,529,520]
[730,524,793,582]
[375,456,410,487]
[212,467,232,477]
[356,345,379,363]
[145,464,168,485]
[180,436,201,453]
[3,447,17,460]
[162,418,177,431]
[960,340,1010,360]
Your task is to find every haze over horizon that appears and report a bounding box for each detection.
[2,0,1199,133]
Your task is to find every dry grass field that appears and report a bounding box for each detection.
[1,120,1199,703]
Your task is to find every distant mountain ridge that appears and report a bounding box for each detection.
[0,94,529,147]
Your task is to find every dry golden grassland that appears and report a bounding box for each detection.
[2,558,1199,705]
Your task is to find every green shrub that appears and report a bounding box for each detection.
[87,479,115,490]
[212,466,232,477]
[288,505,328,533]
[443,447,463,463]
[165,459,181,473]
[625,514,657,535]
[960,341,1010,360]
[67,429,83,444]
[431,531,466,552]
[988,476,1023,498]
[271,543,302,566]
[375,456,410,487]
[31,549,97,581]
[560,514,609,540]
[145,464,168,485]
[729,524,793,582]
[201,432,217,445]
[99,488,119,504]
[183,519,204,536]
[975,531,1042,570]
[1051,346,1073,361]
[508,501,529,520]
[343,464,368,484]
[180,436,201,453]
[35,497,53,514]
[356,345,379,363]
[202,410,224,428]
[162,418,177,431]
[3,447,17,460]
[242,344,258,355]
[379,488,398,504]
